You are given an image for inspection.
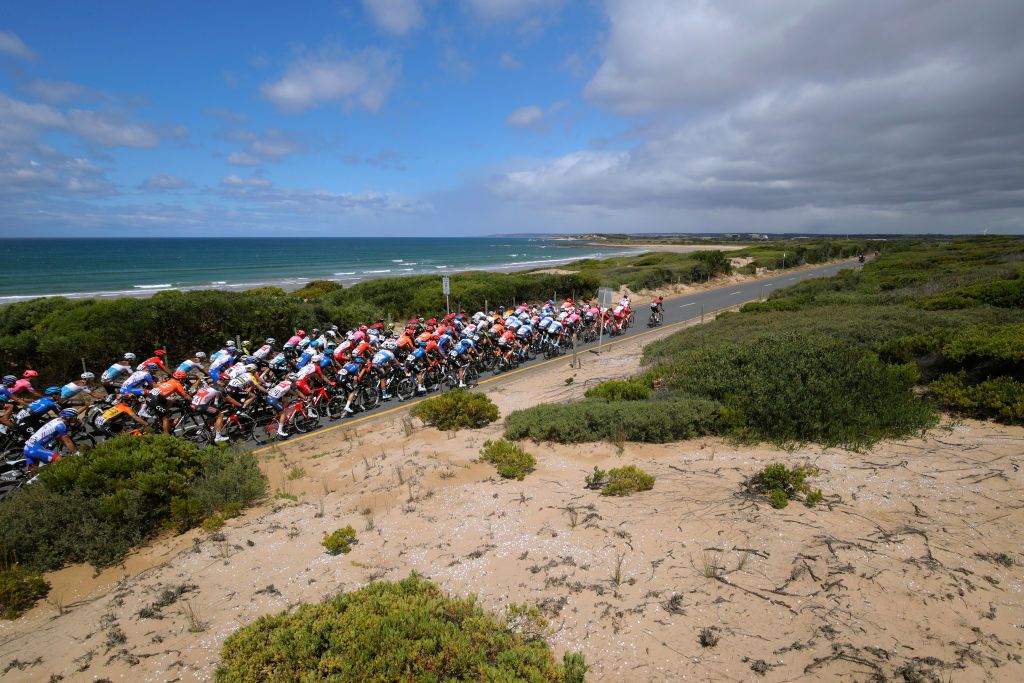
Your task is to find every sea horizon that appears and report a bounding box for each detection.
[0,237,636,304]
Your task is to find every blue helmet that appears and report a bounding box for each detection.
[45,386,61,396]
[2,375,15,385]
[60,408,78,419]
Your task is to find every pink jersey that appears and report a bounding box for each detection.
[11,379,34,395]
[285,335,303,347]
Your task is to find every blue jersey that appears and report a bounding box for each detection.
[60,382,89,400]
[25,417,68,448]
[0,387,11,404]
[296,350,313,369]
[28,397,58,415]
[454,339,474,355]
[176,359,205,374]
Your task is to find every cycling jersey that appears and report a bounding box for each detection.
[516,325,533,339]
[24,417,68,464]
[192,386,222,407]
[454,339,474,355]
[298,337,313,350]
[437,334,455,354]
[27,397,58,415]
[268,380,293,399]
[253,344,273,360]
[0,387,11,404]
[296,349,314,369]
[210,352,234,371]
[295,365,318,381]
[228,372,260,391]
[101,363,131,383]
[500,330,517,345]
[137,356,168,373]
[284,335,302,348]
[548,321,564,334]
[121,370,154,394]
[538,317,553,331]
[150,379,186,398]
[95,402,136,430]
[224,362,247,379]
[352,341,373,359]
[372,349,396,365]
[10,379,35,396]
[60,382,89,400]
[176,359,206,374]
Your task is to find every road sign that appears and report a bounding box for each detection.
[598,287,614,308]
[442,276,450,295]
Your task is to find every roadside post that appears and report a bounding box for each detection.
[442,276,451,315]
[701,304,704,323]
[596,286,614,355]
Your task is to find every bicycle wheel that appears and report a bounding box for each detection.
[395,377,417,402]
[229,413,256,441]
[464,366,480,388]
[182,425,212,445]
[357,386,379,411]
[327,394,347,419]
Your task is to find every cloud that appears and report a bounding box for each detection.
[464,0,563,21]
[363,0,424,35]
[206,107,249,124]
[499,52,522,69]
[220,173,272,189]
[226,151,261,166]
[261,50,399,113]
[505,105,544,128]
[23,79,102,105]
[66,109,161,148]
[142,174,189,191]
[0,30,36,61]
[492,0,1024,231]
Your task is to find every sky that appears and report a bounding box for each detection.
[1,0,1022,237]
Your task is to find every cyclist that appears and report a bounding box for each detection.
[101,354,136,393]
[267,372,304,438]
[226,364,267,409]
[121,363,157,397]
[13,387,62,434]
[0,376,17,427]
[371,342,399,400]
[60,372,100,404]
[94,396,149,435]
[24,408,82,469]
[10,370,41,401]
[191,376,241,443]
[252,338,276,367]
[175,352,209,381]
[208,342,236,382]
[449,336,476,388]
[650,296,664,324]
[137,349,170,375]
[145,375,190,435]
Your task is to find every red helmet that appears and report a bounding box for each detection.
[360,325,368,332]
[154,349,166,357]
[173,370,187,379]
[22,370,38,378]
[296,330,306,336]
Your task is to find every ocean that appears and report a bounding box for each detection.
[0,238,633,304]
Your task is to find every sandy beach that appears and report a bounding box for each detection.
[1,310,1020,682]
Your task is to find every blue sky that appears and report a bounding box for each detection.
[2,1,1022,236]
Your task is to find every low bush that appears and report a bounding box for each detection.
[505,398,721,444]
[930,373,1024,424]
[288,280,343,299]
[480,439,536,481]
[322,526,358,555]
[0,564,50,619]
[0,435,267,573]
[411,390,500,431]
[584,378,651,401]
[747,464,821,508]
[216,573,584,682]
[600,465,655,497]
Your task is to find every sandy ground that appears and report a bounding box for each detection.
[1,316,1022,682]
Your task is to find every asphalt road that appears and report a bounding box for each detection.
[251,259,860,454]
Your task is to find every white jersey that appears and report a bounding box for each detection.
[101,363,131,382]
[252,344,273,360]
[295,365,317,381]
[225,362,246,379]
[268,380,292,398]
[25,417,67,448]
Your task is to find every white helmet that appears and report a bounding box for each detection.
[123,352,137,361]
[245,363,256,372]
[382,340,398,351]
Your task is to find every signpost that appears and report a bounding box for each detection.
[442,276,451,315]
[596,287,614,354]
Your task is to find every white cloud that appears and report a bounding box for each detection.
[464,0,562,20]
[0,30,36,61]
[505,105,544,127]
[499,52,522,69]
[142,174,189,191]
[66,109,160,148]
[363,0,424,35]
[227,151,261,166]
[220,173,272,189]
[261,50,398,113]
[23,79,101,105]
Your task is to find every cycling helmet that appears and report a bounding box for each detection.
[355,357,365,364]
[326,342,337,350]
[146,363,158,370]
[60,408,78,419]
[226,340,236,347]
[242,356,254,363]
[217,373,230,382]
[195,351,207,359]
[80,372,95,380]
[296,329,305,336]
[124,352,137,361]
[245,363,256,372]
[309,340,319,348]
[382,340,398,351]
[45,386,61,395]
[242,340,251,346]
[173,370,188,379]
[331,325,339,331]
[154,349,166,357]
[22,370,38,378]
[265,337,276,345]
[360,325,368,332]
[286,372,299,380]
[312,328,321,335]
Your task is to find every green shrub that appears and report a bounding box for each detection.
[0,564,50,619]
[480,439,537,481]
[748,464,821,508]
[411,390,500,431]
[584,378,651,401]
[0,435,267,572]
[289,280,344,299]
[655,333,935,448]
[505,398,721,444]
[322,526,357,555]
[216,573,583,682]
[584,466,607,490]
[601,465,655,496]
[930,373,1024,424]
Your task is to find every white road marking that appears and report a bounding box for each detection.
[680,302,696,307]
[729,291,742,295]
[788,277,797,281]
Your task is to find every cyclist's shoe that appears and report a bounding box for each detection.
[344,406,355,415]
[458,382,467,388]
[416,385,426,393]
[215,433,230,443]
[381,392,392,400]
[277,427,288,437]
